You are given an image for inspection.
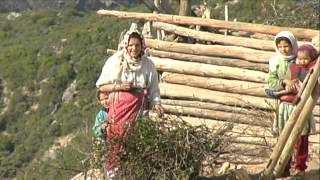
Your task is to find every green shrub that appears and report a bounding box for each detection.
[0,135,14,155]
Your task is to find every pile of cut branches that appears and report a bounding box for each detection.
[110,114,230,179]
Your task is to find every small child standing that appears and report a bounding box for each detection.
[93,89,109,142]
[284,44,318,178]
[91,89,109,178]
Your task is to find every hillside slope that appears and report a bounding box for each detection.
[0,8,136,179]
[0,1,318,179]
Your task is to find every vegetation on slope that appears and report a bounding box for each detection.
[0,7,141,179]
[0,0,318,179]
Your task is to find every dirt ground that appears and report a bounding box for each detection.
[255,139,320,180]
[198,135,320,180]
[276,141,320,180]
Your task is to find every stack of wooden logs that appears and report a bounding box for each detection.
[99,10,319,173]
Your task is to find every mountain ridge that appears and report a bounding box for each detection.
[0,0,137,12]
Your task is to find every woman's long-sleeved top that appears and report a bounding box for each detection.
[96,50,161,107]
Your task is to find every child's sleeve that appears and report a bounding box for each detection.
[265,89,279,98]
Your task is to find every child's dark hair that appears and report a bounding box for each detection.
[96,89,109,101]
[276,37,292,48]
[96,88,102,102]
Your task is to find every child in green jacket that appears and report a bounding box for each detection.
[93,89,109,143]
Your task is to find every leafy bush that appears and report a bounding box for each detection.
[0,135,14,155]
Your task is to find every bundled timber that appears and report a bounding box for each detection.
[159,115,275,146]
[313,106,320,116]
[100,14,320,173]
[162,72,268,97]
[108,48,270,74]
[161,99,269,115]
[226,144,272,158]
[227,131,274,139]
[153,114,272,136]
[146,39,273,63]
[97,10,318,39]
[163,104,271,127]
[153,22,274,50]
[163,112,273,137]
[309,132,320,143]
[108,48,269,72]
[151,57,267,82]
[149,49,269,72]
[217,154,269,165]
[225,135,275,147]
[160,83,274,109]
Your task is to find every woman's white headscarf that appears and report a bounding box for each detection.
[119,24,146,56]
[118,23,147,71]
[274,31,298,61]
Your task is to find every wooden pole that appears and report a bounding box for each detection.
[140,0,175,14]
[152,22,274,50]
[261,58,320,179]
[313,106,320,116]
[218,154,269,164]
[161,99,270,116]
[224,3,228,36]
[150,56,267,82]
[153,0,162,40]
[156,115,275,146]
[146,39,273,63]
[195,0,211,31]
[163,104,271,127]
[96,10,318,39]
[161,72,268,97]
[160,83,273,109]
[227,143,273,157]
[142,21,153,38]
[179,0,190,16]
[150,114,275,148]
[149,49,269,72]
[274,84,320,177]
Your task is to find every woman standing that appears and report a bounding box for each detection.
[96,25,163,176]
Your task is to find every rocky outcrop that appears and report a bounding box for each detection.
[62,80,78,104]
[0,79,10,115]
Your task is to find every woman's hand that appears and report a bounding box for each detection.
[152,104,164,117]
[282,79,297,93]
[100,82,134,92]
[112,82,133,91]
[119,82,134,91]
[100,122,107,133]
